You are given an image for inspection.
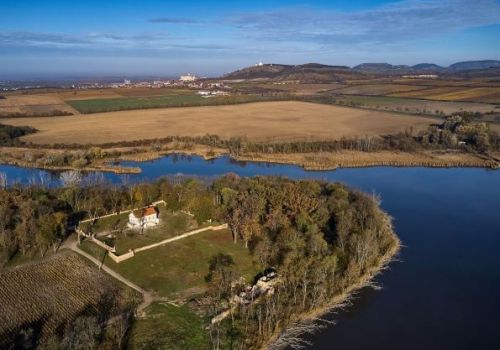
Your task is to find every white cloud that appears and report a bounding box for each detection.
[228,0,500,46]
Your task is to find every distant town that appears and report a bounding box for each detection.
[0,73,232,94]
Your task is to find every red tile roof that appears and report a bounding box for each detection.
[132,206,158,218]
[143,207,157,217]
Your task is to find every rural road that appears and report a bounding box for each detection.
[62,235,153,314]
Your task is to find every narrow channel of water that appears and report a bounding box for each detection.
[1,155,499,349]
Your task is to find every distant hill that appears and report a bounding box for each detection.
[411,63,445,71]
[448,60,500,71]
[222,64,292,80]
[353,63,410,73]
[353,60,500,74]
[222,63,365,82]
[222,60,500,81]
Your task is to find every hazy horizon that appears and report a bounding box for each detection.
[1,0,500,78]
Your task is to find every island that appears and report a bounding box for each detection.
[0,174,399,349]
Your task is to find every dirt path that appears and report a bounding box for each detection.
[62,235,153,314]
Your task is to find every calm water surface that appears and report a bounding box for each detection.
[1,155,499,350]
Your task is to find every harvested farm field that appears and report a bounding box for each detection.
[323,94,497,115]
[0,94,78,117]
[0,252,140,347]
[331,83,430,95]
[3,101,439,145]
[391,86,500,104]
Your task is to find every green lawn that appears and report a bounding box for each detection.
[66,94,285,113]
[128,302,209,350]
[113,211,196,254]
[80,229,259,297]
[79,211,130,233]
[79,240,108,263]
[79,206,200,255]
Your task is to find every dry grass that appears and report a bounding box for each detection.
[237,149,499,170]
[428,87,500,103]
[53,87,194,100]
[54,89,123,100]
[3,101,438,145]
[0,94,78,115]
[0,146,141,174]
[332,83,429,95]
[255,83,345,94]
[392,86,500,103]
[324,94,497,115]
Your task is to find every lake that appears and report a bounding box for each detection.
[1,155,500,350]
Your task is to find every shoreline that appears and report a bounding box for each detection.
[1,146,498,174]
[0,158,142,174]
[266,232,402,350]
[234,150,500,170]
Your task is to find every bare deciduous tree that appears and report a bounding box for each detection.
[60,170,82,187]
[0,172,7,189]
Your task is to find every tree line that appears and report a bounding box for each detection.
[0,123,36,146]
[0,110,73,118]
[0,175,217,264]
[205,175,399,349]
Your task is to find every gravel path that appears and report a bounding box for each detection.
[63,235,153,314]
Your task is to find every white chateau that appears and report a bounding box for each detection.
[179,73,198,82]
[128,206,160,229]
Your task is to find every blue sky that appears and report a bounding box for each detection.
[1,0,500,78]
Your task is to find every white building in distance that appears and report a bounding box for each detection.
[402,74,438,79]
[179,73,198,82]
